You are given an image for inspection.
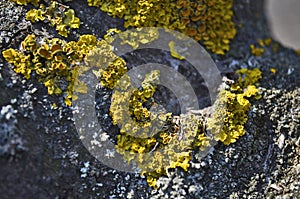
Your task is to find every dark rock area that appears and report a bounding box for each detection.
[0,0,299,198]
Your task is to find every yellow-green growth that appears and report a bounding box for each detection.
[9,0,40,6]
[110,70,163,136]
[2,34,104,106]
[20,1,80,37]
[207,68,262,145]
[86,0,236,55]
[250,38,272,56]
[86,38,128,89]
[250,45,264,56]
[169,41,185,60]
[111,70,212,188]
[104,28,160,50]
[5,0,266,190]
[2,49,32,79]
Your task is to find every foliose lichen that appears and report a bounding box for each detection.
[10,0,80,37]
[3,0,264,190]
[110,67,262,188]
[208,68,262,145]
[2,34,102,106]
[2,32,263,189]
[87,0,236,55]
[9,0,40,6]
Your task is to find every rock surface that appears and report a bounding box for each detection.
[0,0,299,198]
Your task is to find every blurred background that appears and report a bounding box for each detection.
[266,0,300,50]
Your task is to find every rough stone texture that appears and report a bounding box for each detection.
[0,0,299,198]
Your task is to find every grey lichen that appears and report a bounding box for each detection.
[0,104,24,156]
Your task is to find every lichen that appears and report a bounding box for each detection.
[2,34,103,106]
[250,38,272,56]
[168,41,185,60]
[2,48,32,79]
[207,68,262,145]
[4,0,265,190]
[104,28,160,50]
[86,0,236,55]
[10,0,80,37]
[3,34,262,188]
[86,37,128,89]
[9,0,40,6]
[109,69,214,188]
[250,44,265,56]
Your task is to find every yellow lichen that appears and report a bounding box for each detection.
[250,44,264,56]
[2,49,32,79]
[87,0,236,55]
[250,38,274,56]
[270,68,277,74]
[236,67,262,87]
[2,34,107,106]
[26,9,45,22]
[9,0,40,6]
[168,41,185,60]
[110,69,213,188]
[3,34,264,189]
[207,68,262,145]
[104,28,160,50]
[10,0,80,37]
[5,0,266,190]
[63,9,81,29]
[258,38,272,47]
[86,39,128,89]
[295,49,300,58]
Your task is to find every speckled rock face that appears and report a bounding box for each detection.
[0,0,299,198]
